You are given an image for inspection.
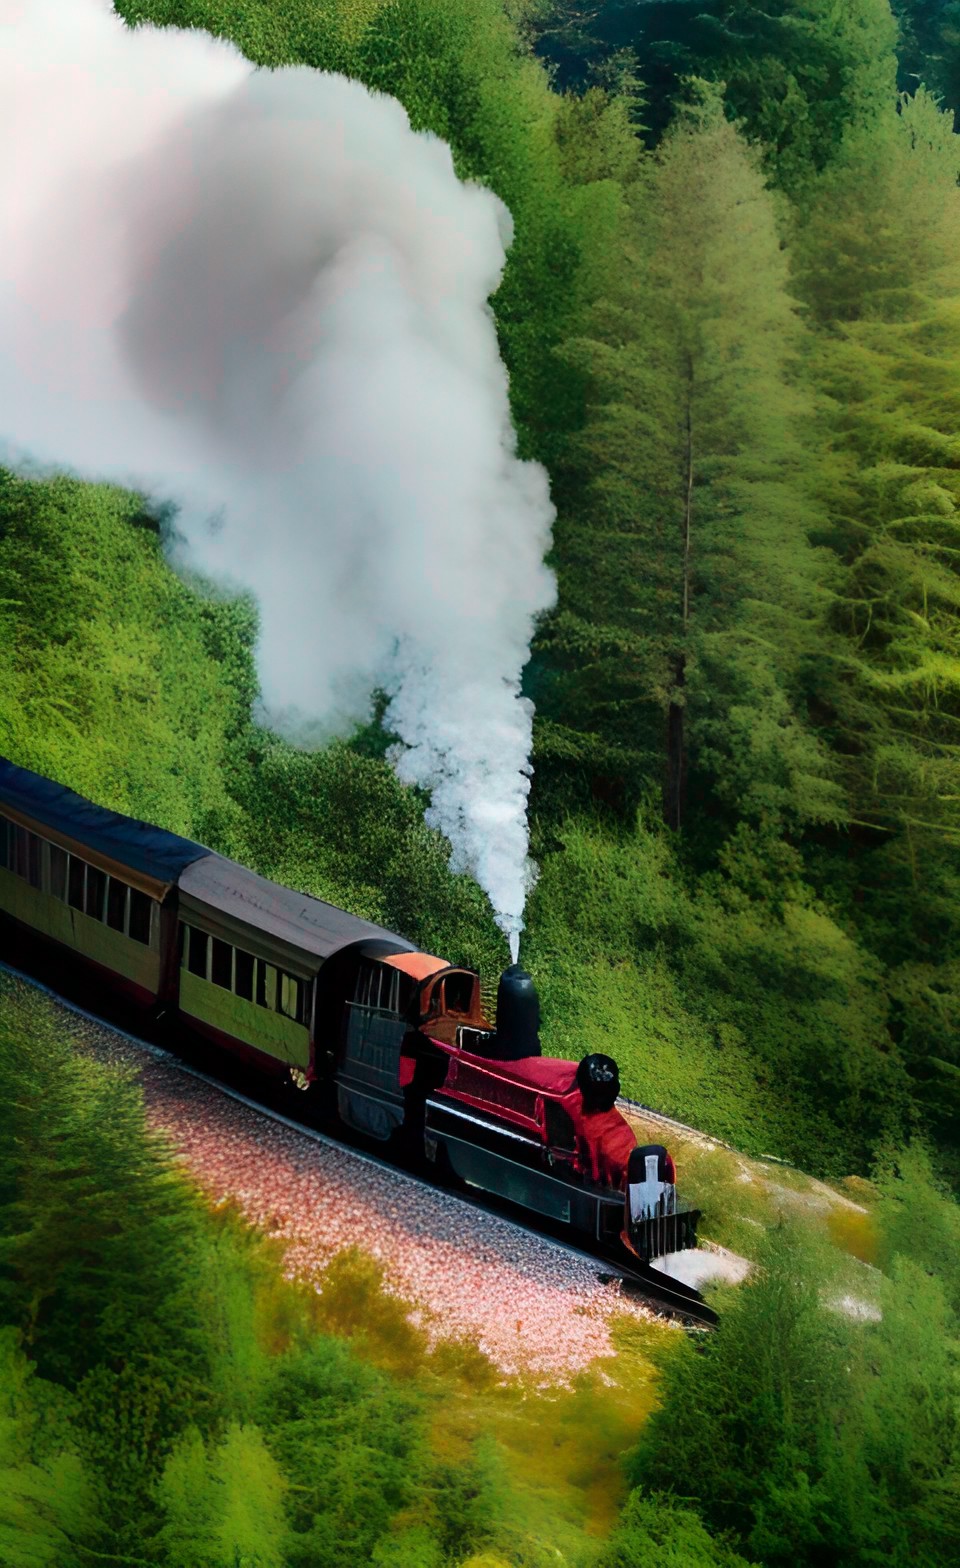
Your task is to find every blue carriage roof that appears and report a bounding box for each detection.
[0,755,209,886]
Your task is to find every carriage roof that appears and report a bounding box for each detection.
[0,754,207,895]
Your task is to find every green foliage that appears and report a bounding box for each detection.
[532,0,899,192]
[0,1332,98,1568]
[790,90,960,1107]
[892,0,960,114]
[194,1216,278,1419]
[528,813,908,1169]
[156,1421,289,1568]
[255,1336,429,1568]
[0,992,213,1405]
[628,1176,960,1567]
[599,1492,757,1568]
[0,986,219,1555]
[541,86,842,841]
[309,1246,431,1374]
[0,470,253,845]
[119,0,297,66]
[872,1142,960,1311]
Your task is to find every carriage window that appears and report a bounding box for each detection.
[49,844,68,901]
[106,876,127,932]
[211,938,232,990]
[85,865,106,920]
[188,926,208,977]
[0,817,9,870]
[235,948,254,1002]
[279,972,302,1023]
[257,962,276,1011]
[67,855,85,911]
[13,827,40,888]
[129,889,152,945]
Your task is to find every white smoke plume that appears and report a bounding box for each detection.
[0,0,556,955]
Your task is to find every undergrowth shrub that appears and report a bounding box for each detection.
[629,1174,960,1568]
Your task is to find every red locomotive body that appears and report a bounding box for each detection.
[428,1049,638,1191]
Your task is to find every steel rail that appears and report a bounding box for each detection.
[618,1094,795,1169]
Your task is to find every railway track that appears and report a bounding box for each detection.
[618,1094,797,1171]
[1,957,718,1330]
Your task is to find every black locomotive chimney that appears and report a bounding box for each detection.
[494,964,542,1060]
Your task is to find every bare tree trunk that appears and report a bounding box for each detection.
[664,659,686,830]
[664,363,694,831]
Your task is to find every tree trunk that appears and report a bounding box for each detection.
[664,655,687,831]
[664,363,694,831]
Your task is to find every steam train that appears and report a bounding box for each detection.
[0,756,701,1277]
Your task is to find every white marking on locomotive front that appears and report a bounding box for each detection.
[628,1152,676,1223]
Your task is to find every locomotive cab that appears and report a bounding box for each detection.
[416,964,488,1041]
[329,946,487,1139]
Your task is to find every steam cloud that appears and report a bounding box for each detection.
[0,0,556,954]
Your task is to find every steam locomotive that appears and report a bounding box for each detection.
[0,755,701,1276]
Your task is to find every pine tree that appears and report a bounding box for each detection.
[791,91,960,1111]
[0,988,217,1554]
[0,1332,99,1568]
[531,0,900,192]
[542,86,841,839]
[257,1337,428,1568]
[155,1422,289,1568]
[892,1,960,116]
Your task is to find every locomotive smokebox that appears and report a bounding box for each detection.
[576,1053,621,1114]
[494,964,542,1061]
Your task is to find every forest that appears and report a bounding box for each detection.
[2,1,960,1564]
